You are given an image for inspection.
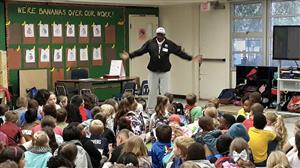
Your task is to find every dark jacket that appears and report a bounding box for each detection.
[90,134,109,157]
[129,37,193,72]
[81,137,102,168]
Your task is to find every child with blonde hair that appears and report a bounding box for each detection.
[228,137,255,168]
[208,97,220,109]
[89,119,108,156]
[266,151,291,168]
[167,136,195,168]
[100,104,115,132]
[204,107,220,128]
[58,96,68,108]
[122,135,151,168]
[264,111,287,150]
[24,131,52,168]
[180,161,201,168]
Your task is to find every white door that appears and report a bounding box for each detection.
[129,15,158,82]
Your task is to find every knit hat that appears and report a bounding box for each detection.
[156,27,166,34]
[227,123,249,142]
[169,114,180,124]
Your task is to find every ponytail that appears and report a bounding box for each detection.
[155,96,168,119]
[274,114,288,149]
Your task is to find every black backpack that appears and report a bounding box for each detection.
[172,102,184,115]
[218,89,236,104]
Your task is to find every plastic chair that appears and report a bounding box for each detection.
[114,82,137,101]
[139,80,149,95]
[55,84,67,97]
[123,82,137,94]
[80,88,92,95]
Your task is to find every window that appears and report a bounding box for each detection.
[230,0,300,69]
[231,2,265,68]
[269,0,300,67]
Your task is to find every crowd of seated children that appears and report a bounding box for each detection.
[1,88,300,168]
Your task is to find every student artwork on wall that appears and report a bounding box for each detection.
[39,48,50,68]
[53,47,63,68]
[53,23,62,37]
[79,47,89,67]
[39,23,50,44]
[40,48,50,62]
[79,24,88,37]
[23,23,35,44]
[65,23,76,43]
[25,48,35,63]
[24,24,34,38]
[90,24,101,43]
[92,46,102,66]
[93,47,101,60]
[66,24,75,37]
[93,25,101,37]
[39,24,49,37]
[79,24,89,43]
[80,47,88,61]
[53,48,63,62]
[52,23,63,44]
[24,48,36,68]
[67,47,76,62]
[66,47,77,67]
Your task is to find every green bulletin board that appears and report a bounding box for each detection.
[6,2,125,100]
[5,2,158,100]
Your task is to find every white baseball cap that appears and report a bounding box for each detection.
[156,27,166,34]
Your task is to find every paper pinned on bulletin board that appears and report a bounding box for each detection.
[66,24,75,37]
[25,48,35,63]
[93,25,101,37]
[39,24,49,37]
[24,24,34,37]
[109,60,125,77]
[93,47,101,60]
[53,23,62,37]
[80,47,88,61]
[40,48,50,62]
[53,48,63,62]
[67,47,76,62]
[79,24,88,37]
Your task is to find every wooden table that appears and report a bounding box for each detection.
[56,76,138,96]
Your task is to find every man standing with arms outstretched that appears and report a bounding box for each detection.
[121,27,203,112]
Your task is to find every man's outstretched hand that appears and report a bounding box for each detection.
[121,51,129,60]
[192,55,203,63]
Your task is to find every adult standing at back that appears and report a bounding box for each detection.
[121,27,203,111]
